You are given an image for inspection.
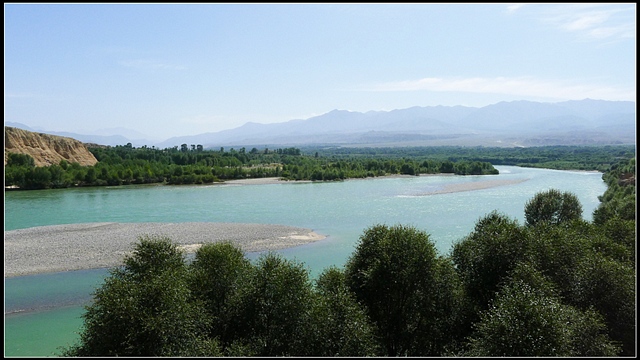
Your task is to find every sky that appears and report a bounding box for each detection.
[4,3,636,141]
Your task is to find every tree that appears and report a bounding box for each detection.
[344,224,459,356]
[4,165,28,187]
[6,152,36,167]
[592,157,636,224]
[84,166,97,184]
[188,242,252,340]
[600,218,636,260]
[439,160,454,173]
[524,218,635,356]
[400,163,415,175]
[451,211,531,316]
[593,196,636,224]
[48,164,65,187]
[24,166,52,189]
[569,252,636,356]
[464,263,620,357]
[61,236,218,357]
[524,188,583,227]
[222,252,314,356]
[304,266,379,356]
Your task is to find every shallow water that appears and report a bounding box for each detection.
[3,166,607,356]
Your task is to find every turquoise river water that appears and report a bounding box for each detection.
[4,166,607,356]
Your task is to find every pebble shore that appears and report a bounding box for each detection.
[4,222,325,277]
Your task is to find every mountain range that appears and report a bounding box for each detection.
[6,99,636,149]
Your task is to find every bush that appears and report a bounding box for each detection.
[345,224,460,356]
[464,263,620,357]
[452,211,530,315]
[305,266,379,356]
[222,252,314,356]
[189,242,252,340]
[61,236,216,356]
[524,189,583,227]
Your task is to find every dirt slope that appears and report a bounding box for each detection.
[4,126,98,166]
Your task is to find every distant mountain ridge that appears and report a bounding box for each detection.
[6,99,636,148]
[156,99,635,148]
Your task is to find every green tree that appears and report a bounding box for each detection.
[569,252,636,356]
[344,224,458,356]
[451,211,531,316]
[525,218,635,356]
[6,152,36,167]
[47,164,65,187]
[24,166,52,189]
[304,266,379,356]
[600,218,636,261]
[524,188,583,227]
[593,196,636,224]
[4,165,28,187]
[188,242,252,340]
[400,163,415,175]
[464,264,620,356]
[593,157,635,224]
[84,166,97,184]
[439,160,455,173]
[61,236,218,356]
[222,252,314,356]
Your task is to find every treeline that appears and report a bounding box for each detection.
[307,144,636,171]
[4,144,499,190]
[593,157,636,224]
[61,161,635,357]
[280,157,497,181]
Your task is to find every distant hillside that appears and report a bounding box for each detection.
[7,99,635,149]
[156,99,635,149]
[4,126,98,167]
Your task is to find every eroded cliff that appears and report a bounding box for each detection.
[4,126,99,167]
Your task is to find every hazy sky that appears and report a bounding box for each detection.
[4,3,636,141]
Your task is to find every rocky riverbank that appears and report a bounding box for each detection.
[4,222,325,277]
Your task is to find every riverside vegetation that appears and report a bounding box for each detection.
[4,144,634,190]
[3,144,498,190]
[57,156,635,357]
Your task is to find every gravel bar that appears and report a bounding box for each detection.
[4,222,326,277]
[421,178,529,195]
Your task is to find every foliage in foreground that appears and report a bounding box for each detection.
[60,163,635,357]
[464,263,620,357]
[61,221,633,356]
[344,224,463,356]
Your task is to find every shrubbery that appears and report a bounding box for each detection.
[61,199,634,356]
[60,158,635,357]
[5,145,503,190]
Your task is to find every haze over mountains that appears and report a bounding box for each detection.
[6,99,636,149]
